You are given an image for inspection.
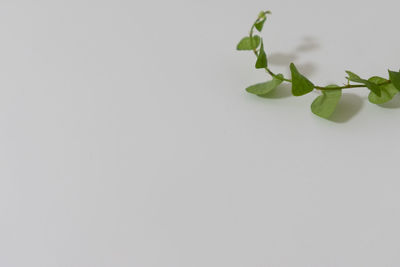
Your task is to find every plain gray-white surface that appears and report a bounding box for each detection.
[1,0,400,266]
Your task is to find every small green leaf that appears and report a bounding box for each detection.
[255,11,271,32]
[345,71,363,83]
[236,36,261,51]
[311,85,342,118]
[345,71,381,97]
[368,76,398,104]
[388,70,400,91]
[290,63,314,96]
[368,76,387,84]
[255,18,266,32]
[258,11,267,19]
[246,74,284,95]
[255,40,268,69]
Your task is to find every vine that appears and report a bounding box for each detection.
[237,11,400,119]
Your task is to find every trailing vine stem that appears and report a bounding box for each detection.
[247,11,392,91]
[238,10,400,119]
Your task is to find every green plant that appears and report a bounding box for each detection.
[237,11,400,119]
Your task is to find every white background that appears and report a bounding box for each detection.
[1,0,400,266]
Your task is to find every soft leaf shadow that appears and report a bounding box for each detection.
[257,83,292,99]
[267,36,319,79]
[267,57,317,77]
[296,36,321,52]
[296,62,317,77]
[328,93,364,123]
[378,94,400,109]
[268,53,297,66]
[268,36,320,67]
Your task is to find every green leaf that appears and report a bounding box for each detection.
[236,36,261,51]
[345,71,381,97]
[345,71,363,83]
[311,85,342,118]
[368,76,387,84]
[388,70,400,91]
[255,18,266,32]
[246,74,284,95]
[255,40,268,69]
[290,63,314,96]
[368,76,398,104]
[258,11,267,19]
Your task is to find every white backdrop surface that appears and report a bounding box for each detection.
[1,0,400,266]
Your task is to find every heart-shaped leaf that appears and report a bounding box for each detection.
[311,85,342,118]
[236,36,261,51]
[368,76,398,104]
[246,74,284,95]
[290,63,314,96]
[255,39,268,69]
[255,17,266,32]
